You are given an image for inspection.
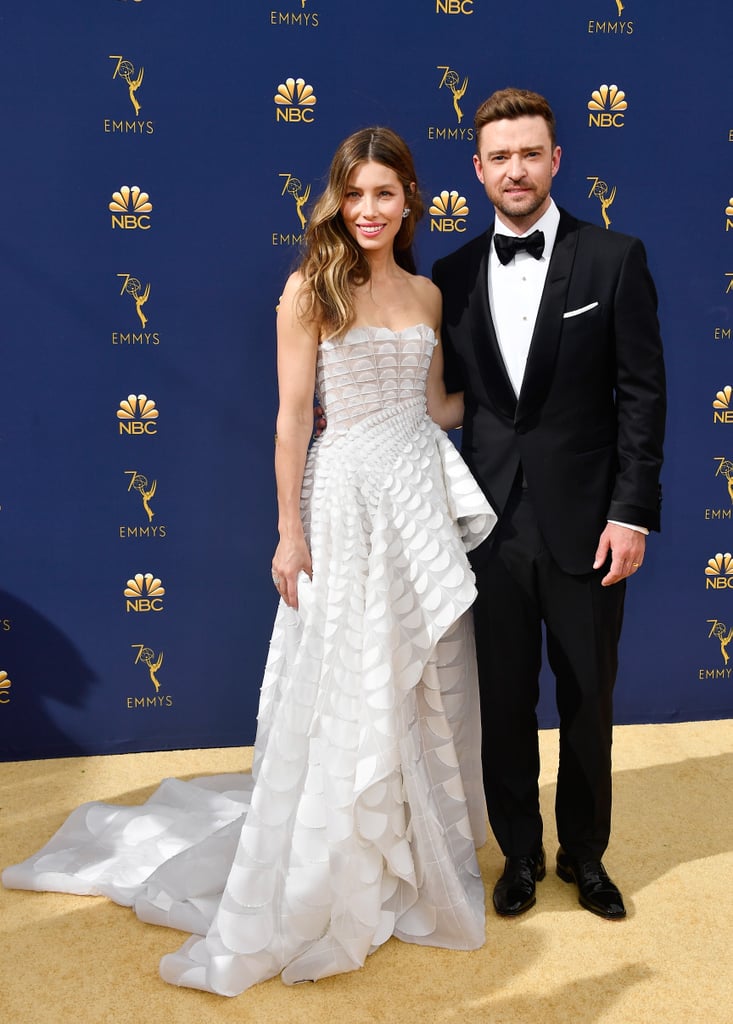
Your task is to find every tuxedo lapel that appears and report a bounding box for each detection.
[515,212,579,424]
[468,228,517,417]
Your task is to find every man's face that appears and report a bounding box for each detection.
[473,115,561,233]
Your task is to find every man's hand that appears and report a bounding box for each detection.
[593,523,646,586]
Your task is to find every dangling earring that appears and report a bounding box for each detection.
[402,208,410,219]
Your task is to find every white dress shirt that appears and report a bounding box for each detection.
[488,199,559,397]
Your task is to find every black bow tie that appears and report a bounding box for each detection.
[494,229,545,265]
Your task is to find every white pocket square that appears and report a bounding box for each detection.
[563,301,599,319]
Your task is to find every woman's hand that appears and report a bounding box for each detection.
[271,537,312,609]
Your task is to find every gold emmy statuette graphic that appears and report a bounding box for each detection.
[132,644,164,692]
[708,620,733,665]
[110,55,144,114]
[0,670,10,705]
[437,67,468,124]
[587,177,617,229]
[714,458,733,504]
[118,273,151,328]
[280,174,311,229]
[126,470,157,522]
[726,198,733,229]
[615,0,624,15]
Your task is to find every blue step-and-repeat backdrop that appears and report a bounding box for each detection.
[1,0,732,760]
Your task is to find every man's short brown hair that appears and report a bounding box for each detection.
[474,88,557,150]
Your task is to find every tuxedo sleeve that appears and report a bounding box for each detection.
[608,239,666,531]
[432,258,465,394]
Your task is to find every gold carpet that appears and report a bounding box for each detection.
[2,720,732,1024]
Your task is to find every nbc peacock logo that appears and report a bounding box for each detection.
[118,394,159,436]
[713,386,733,425]
[429,190,469,234]
[587,84,627,128]
[705,553,733,590]
[124,572,165,612]
[0,670,10,706]
[110,185,153,229]
[274,78,317,123]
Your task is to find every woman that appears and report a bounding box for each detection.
[3,128,495,995]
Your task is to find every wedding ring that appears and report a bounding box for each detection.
[271,570,281,587]
[631,562,640,568]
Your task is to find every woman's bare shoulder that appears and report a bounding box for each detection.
[408,273,442,326]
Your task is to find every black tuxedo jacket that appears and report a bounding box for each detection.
[432,209,666,574]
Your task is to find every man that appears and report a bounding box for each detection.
[432,88,665,920]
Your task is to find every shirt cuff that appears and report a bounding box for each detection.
[608,520,649,536]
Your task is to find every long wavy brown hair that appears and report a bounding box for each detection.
[296,127,425,337]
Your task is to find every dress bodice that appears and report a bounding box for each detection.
[316,323,436,432]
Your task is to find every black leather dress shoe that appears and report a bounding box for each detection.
[492,847,546,916]
[556,849,626,920]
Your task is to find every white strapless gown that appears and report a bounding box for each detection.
[3,324,496,996]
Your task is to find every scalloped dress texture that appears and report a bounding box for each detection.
[3,324,496,996]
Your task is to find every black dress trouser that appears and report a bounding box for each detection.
[472,479,626,862]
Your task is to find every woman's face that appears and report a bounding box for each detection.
[340,161,409,255]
